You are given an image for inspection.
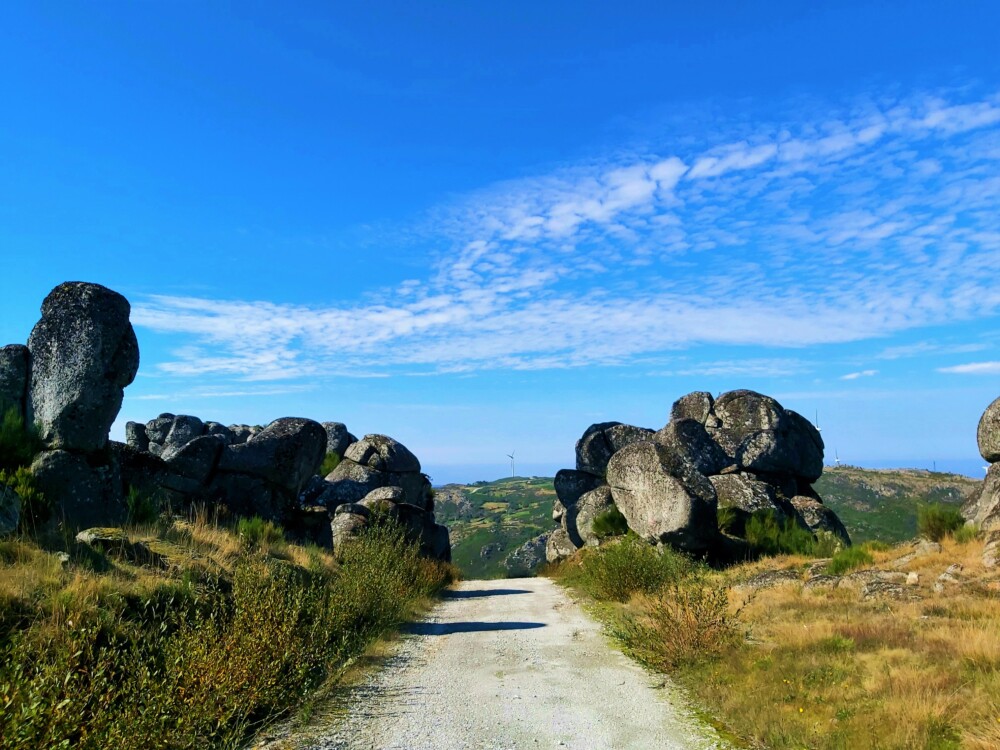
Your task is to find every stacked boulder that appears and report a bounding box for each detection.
[122,413,328,523]
[961,396,1000,566]
[547,389,851,563]
[0,283,140,528]
[312,434,450,561]
[0,281,451,562]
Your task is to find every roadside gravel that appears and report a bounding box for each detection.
[274,577,733,750]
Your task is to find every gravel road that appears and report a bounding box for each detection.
[278,577,732,750]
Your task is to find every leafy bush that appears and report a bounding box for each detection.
[0,466,50,532]
[825,545,874,575]
[318,452,341,477]
[953,523,980,544]
[579,535,696,602]
[124,487,162,525]
[917,504,965,542]
[591,506,629,539]
[744,509,818,556]
[237,516,286,549]
[0,520,454,750]
[0,407,42,473]
[716,505,742,535]
[614,581,745,670]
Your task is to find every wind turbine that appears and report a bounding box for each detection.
[506,451,515,478]
[814,410,822,433]
[835,449,842,467]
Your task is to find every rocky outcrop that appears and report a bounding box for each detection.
[28,283,139,453]
[0,484,19,536]
[968,396,1000,567]
[546,389,848,563]
[0,344,29,419]
[979,397,1000,464]
[322,422,358,459]
[607,441,718,551]
[503,533,548,576]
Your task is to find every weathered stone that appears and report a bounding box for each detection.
[655,418,730,476]
[669,391,718,427]
[163,415,204,450]
[711,474,785,535]
[218,417,326,494]
[606,441,718,552]
[0,344,29,419]
[503,533,548,576]
[575,422,653,477]
[552,498,566,523]
[322,422,358,459]
[321,460,387,506]
[161,434,225,484]
[890,539,943,568]
[572,486,617,547]
[790,496,851,547]
[31,449,125,528]
[362,485,406,503]
[27,282,139,452]
[424,523,451,562]
[144,416,174,447]
[331,511,368,552]
[554,469,605,508]
[203,422,234,444]
[345,434,420,473]
[735,568,801,591]
[298,475,330,505]
[736,408,824,481]
[545,526,578,563]
[228,424,254,445]
[208,472,285,522]
[710,389,786,458]
[125,421,149,452]
[0,483,20,536]
[978,396,1000,463]
[334,502,371,518]
[386,471,433,512]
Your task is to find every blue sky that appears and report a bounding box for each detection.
[2,2,999,483]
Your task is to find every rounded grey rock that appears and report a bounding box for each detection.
[978,396,1000,463]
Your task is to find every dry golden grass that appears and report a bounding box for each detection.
[552,533,1000,750]
[681,536,1000,750]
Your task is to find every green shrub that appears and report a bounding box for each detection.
[716,505,742,535]
[744,509,817,556]
[125,487,162,525]
[237,516,286,549]
[0,466,50,532]
[0,521,454,750]
[826,545,874,575]
[579,535,696,602]
[318,452,341,477]
[591,506,629,539]
[917,504,965,542]
[613,580,745,670]
[0,407,42,473]
[954,523,980,544]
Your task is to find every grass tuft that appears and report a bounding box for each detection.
[918,504,966,542]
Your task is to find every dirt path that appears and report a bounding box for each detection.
[276,577,731,749]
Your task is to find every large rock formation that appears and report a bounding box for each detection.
[0,344,30,419]
[28,282,139,452]
[964,396,1000,566]
[547,389,850,563]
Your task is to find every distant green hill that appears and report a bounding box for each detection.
[438,468,983,577]
[814,465,981,543]
[435,476,554,579]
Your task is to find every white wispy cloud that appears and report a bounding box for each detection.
[937,361,1000,375]
[131,86,1000,380]
[840,370,879,381]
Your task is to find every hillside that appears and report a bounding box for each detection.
[434,476,554,578]
[438,468,983,577]
[815,465,981,543]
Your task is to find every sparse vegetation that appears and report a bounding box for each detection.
[918,503,966,542]
[0,513,457,750]
[0,407,42,473]
[744,508,830,557]
[549,531,1000,749]
[591,506,628,539]
[825,544,874,575]
[570,534,697,603]
[318,451,341,477]
[0,466,50,532]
